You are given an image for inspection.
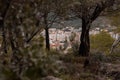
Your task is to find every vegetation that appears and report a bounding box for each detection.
[108,12,120,53]
[0,0,120,80]
[90,31,114,53]
[71,0,115,56]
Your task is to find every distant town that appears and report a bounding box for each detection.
[41,26,119,51]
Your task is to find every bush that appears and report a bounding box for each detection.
[0,33,67,80]
[90,51,108,62]
[68,41,79,55]
[90,31,114,53]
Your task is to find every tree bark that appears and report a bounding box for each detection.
[79,18,90,56]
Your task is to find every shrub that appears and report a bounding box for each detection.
[90,51,108,62]
[90,31,114,53]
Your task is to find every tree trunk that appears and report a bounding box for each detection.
[44,13,50,51]
[79,19,90,56]
[0,0,12,54]
[0,20,7,53]
[45,28,50,50]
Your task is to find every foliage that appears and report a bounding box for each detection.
[71,0,115,56]
[109,12,120,33]
[90,31,114,53]
[90,51,108,62]
[110,13,120,26]
[0,0,120,80]
[69,32,76,42]
[70,41,79,54]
